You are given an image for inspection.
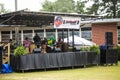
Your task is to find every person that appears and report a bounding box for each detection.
[56,38,63,49]
[23,37,30,53]
[41,38,47,54]
[9,39,14,53]
[33,33,41,48]
[48,37,55,47]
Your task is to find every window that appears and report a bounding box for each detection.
[1,31,10,43]
[34,30,44,39]
[23,30,32,42]
[118,27,120,44]
[58,29,68,39]
[12,31,21,44]
[46,29,55,39]
[69,29,79,36]
[81,27,92,41]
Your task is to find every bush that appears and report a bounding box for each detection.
[80,47,90,51]
[114,45,120,54]
[14,45,27,56]
[114,45,120,60]
[68,47,73,52]
[90,45,100,54]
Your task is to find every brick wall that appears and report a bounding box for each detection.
[92,22,118,45]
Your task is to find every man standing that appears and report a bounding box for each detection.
[33,33,41,48]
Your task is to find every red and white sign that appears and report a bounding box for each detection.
[54,16,81,29]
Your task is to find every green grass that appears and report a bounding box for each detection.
[1,62,120,80]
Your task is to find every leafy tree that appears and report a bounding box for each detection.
[85,0,99,15]
[41,0,75,13]
[54,0,75,13]
[75,0,86,14]
[41,0,54,12]
[86,0,120,18]
[0,3,9,14]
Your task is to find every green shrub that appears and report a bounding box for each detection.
[80,47,90,51]
[114,45,120,54]
[68,47,73,52]
[14,45,27,56]
[90,45,100,54]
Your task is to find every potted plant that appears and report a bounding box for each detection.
[14,45,27,56]
[10,45,27,70]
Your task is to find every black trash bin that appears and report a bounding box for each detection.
[100,45,118,65]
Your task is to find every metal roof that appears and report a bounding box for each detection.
[0,10,101,27]
[81,18,120,24]
[0,9,101,17]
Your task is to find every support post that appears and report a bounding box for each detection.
[62,29,64,41]
[7,43,10,64]
[72,29,74,51]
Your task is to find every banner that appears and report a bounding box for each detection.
[54,16,81,29]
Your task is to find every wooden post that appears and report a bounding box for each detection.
[7,43,10,64]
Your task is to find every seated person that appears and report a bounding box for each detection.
[41,38,47,54]
[23,37,31,53]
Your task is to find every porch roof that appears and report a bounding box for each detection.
[0,10,101,27]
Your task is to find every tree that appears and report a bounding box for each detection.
[0,3,9,14]
[102,0,120,18]
[41,0,75,13]
[86,0,120,18]
[54,0,75,13]
[75,0,86,14]
[41,0,54,12]
[85,0,99,15]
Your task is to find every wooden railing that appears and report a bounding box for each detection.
[3,43,10,64]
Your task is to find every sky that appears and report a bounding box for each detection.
[0,0,93,12]
[0,0,81,12]
[0,0,48,11]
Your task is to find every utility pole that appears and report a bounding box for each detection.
[15,0,17,11]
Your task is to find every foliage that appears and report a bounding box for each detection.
[114,45,120,60]
[0,3,9,14]
[80,47,90,51]
[86,0,99,15]
[114,45,120,54]
[41,0,54,12]
[75,0,87,14]
[86,0,120,18]
[68,47,73,52]
[78,45,100,54]
[41,0,76,13]
[90,45,100,54]
[14,45,27,56]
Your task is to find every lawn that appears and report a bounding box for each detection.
[0,62,120,80]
